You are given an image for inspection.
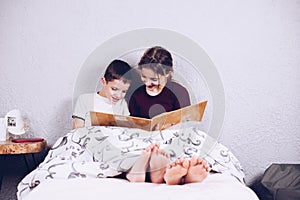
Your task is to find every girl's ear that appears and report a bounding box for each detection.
[165,72,171,78]
[167,71,174,80]
[101,77,107,86]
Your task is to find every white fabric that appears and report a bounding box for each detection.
[17,125,247,199]
[73,92,130,126]
[22,174,259,200]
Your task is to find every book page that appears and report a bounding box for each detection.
[151,100,207,130]
[90,111,152,131]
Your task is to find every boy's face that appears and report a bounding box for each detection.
[101,78,130,104]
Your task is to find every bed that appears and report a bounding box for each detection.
[21,174,258,200]
[17,123,259,200]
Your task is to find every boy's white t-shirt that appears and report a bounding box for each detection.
[72,92,130,127]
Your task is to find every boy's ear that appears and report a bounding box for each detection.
[101,77,107,85]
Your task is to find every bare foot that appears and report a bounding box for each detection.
[149,148,170,183]
[184,156,210,184]
[163,158,190,185]
[126,143,159,182]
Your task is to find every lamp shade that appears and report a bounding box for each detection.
[4,109,26,135]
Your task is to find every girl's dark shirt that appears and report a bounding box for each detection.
[128,81,191,119]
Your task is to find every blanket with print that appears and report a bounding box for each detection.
[17,123,245,199]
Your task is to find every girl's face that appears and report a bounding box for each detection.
[140,68,169,96]
[100,78,130,104]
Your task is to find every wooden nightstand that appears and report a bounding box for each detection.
[0,139,47,191]
[0,139,47,154]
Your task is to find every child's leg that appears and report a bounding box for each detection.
[126,143,159,182]
[184,156,210,184]
[163,158,190,185]
[149,147,170,184]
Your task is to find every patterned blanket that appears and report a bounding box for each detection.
[17,123,245,199]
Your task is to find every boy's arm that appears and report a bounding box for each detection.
[72,93,91,129]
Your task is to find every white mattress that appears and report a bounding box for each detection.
[22,173,259,200]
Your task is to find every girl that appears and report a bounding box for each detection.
[126,47,210,185]
[128,46,191,119]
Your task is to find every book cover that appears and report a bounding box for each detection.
[90,100,207,131]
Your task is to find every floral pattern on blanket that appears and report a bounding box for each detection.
[17,124,245,199]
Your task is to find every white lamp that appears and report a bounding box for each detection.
[4,109,26,135]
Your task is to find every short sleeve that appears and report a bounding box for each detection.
[170,81,191,109]
[72,94,92,120]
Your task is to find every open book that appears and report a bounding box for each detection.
[90,100,207,131]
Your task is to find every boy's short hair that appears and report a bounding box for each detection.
[104,60,132,83]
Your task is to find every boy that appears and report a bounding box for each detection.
[72,59,132,129]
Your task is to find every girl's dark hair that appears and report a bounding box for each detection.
[104,59,132,83]
[138,46,173,79]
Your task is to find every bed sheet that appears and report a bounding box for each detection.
[17,123,251,199]
[22,173,259,200]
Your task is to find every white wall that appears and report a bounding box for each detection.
[0,0,299,184]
